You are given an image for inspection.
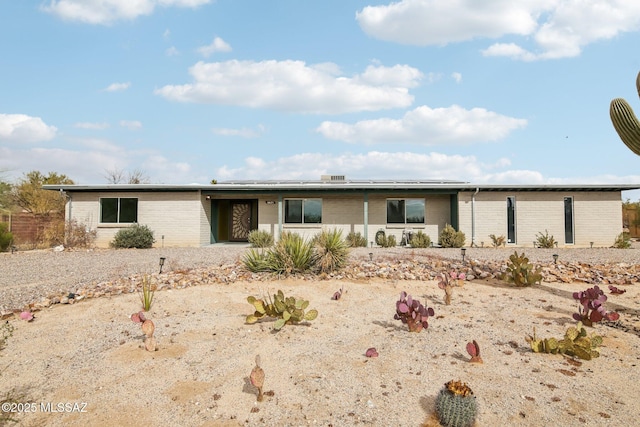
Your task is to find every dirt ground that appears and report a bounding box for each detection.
[2,277,640,427]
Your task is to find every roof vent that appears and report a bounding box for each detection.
[321,174,346,182]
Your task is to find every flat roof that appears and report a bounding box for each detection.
[43,180,640,193]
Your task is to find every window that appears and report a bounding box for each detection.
[507,196,516,243]
[564,197,574,244]
[386,199,425,224]
[284,199,322,224]
[100,198,138,223]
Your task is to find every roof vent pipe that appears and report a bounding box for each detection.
[471,188,479,247]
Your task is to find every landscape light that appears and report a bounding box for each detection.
[159,257,166,274]
[553,254,558,264]
[461,248,466,263]
[369,252,373,261]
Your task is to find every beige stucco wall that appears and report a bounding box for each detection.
[67,191,204,247]
[66,189,624,248]
[457,191,623,248]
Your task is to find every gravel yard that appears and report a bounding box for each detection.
[2,244,640,313]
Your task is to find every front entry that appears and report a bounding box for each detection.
[230,201,252,241]
[211,199,258,243]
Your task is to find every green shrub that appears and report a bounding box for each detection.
[314,229,349,273]
[111,224,155,249]
[535,230,556,248]
[0,223,13,252]
[346,231,367,247]
[248,229,274,248]
[243,231,315,274]
[409,230,431,248]
[439,224,465,248]
[613,232,631,248]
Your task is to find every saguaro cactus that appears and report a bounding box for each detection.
[610,71,640,155]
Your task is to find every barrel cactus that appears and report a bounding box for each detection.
[435,380,478,427]
[610,71,640,155]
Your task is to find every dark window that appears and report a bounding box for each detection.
[507,197,516,243]
[386,199,425,224]
[284,199,322,224]
[100,198,138,223]
[564,197,574,244]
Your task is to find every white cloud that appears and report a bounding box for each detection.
[357,0,640,61]
[0,114,58,143]
[120,120,142,130]
[197,37,232,57]
[155,60,422,114]
[316,105,527,145]
[104,82,130,92]
[165,46,180,56]
[74,122,109,130]
[214,151,535,184]
[42,0,213,25]
[212,125,265,138]
[163,29,171,39]
[451,72,462,83]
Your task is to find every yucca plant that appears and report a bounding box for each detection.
[314,228,349,273]
[138,275,156,311]
[248,229,274,248]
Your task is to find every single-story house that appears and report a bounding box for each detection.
[44,176,640,248]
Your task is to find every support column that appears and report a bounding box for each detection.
[363,192,369,243]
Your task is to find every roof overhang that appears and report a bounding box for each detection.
[43,181,640,194]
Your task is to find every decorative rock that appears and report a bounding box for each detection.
[60,296,69,304]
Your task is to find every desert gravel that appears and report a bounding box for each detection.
[2,244,640,313]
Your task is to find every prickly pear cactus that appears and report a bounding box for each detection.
[610,71,640,155]
[246,290,318,331]
[526,322,602,360]
[435,380,477,427]
[503,251,542,287]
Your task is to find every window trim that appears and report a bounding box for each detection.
[283,198,322,224]
[564,196,574,245]
[506,196,516,244]
[99,197,139,224]
[386,198,425,225]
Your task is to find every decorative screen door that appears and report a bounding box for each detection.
[230,202,251,241]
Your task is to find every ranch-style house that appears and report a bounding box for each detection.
[45,176,640,248]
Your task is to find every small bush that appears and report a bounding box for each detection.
[314,229,349,273]
[439,224,465,248]
[111,224,155,249]
[535,230,556,248]
[64,219,97,248]
[489,234,506,248]
[248,229,274,248]
[382,234,397,248]
[0,223,13,252]
[613,232,631,248]
[409,230,431,248]
[346,231,367,247]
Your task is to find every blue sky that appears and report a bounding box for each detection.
[2,1,640,198]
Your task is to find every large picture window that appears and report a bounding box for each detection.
[100,198,138,223]
[386,199,425,224]
[284,199,322,224]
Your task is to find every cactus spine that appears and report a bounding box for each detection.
[435,380,477,427]
[610,71,640,155]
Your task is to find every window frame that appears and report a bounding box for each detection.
[100,197,139,224]
[506,196,516,244]
[564,196,574,244]
[284,198,322,224]
[386,198,425,225]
